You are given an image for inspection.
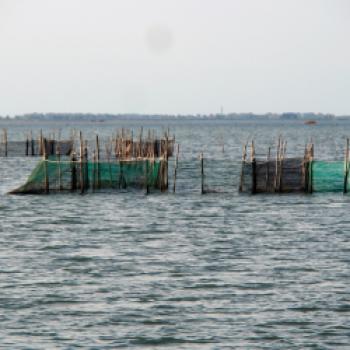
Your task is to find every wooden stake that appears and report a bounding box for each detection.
[251,141,257,194]
[43,138,49,194]
[31,131,35,156]
[71,152,77,192]
[239,143,247,192]
[57,141,62,191]
[344,138,349,194]
[96,134,100,189]
[200,152,204,194]
[79,131,84,194]
[173,143,179,193]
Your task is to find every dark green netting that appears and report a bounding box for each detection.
[312,161,345,193]
[11,158,162,194]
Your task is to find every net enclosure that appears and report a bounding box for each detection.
[240,140,350,194]
[10,157,167,194]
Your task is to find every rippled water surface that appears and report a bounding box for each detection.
[1,120,350,349]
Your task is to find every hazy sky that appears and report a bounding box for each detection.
[0,0,349,115]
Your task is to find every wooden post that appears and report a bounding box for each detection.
[43,138,49,194]
[279,141,286,192]
[200,152,204,194]
[31,131,35,156]
[96,134,100,189]
[274,137,281,192]
[79,132,84,194]
[145,159,150,194]
[265,147,271,192]
[165,133,169,190]
[71,152,77,192]
[173,143,179,193]
[25,135,29,156]
[344,138,349,194]
[251,141,257,194]
[39,129,43,156]
[84,140,89,191]
[308,144,314,194]
[239,143,247,192]
[57,141,62,191]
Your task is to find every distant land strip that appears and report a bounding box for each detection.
[0,112,349,121]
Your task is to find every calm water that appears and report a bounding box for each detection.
[1,119,350,349]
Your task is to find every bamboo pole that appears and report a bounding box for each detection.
[84,140,89,191]
[31,131,35,156]
[278,141,286,192]
[274,137,281,192]
[96,134,100,189]
[344,138,349,194]
[265,147,271,192]
[57,140,62,191]
[165,133,169,190]
[239,143,247,192]
[79,132,84,194]
[308,144,314,194]
[173,143,179,193]
[71,152,77,192]
[200,152,204,194]
[39,129,43,156]
[251,141,257,194]
[145,158,150,194]
[43,138,49,194]
[25,134,29,156]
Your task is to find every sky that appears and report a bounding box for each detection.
[0,0,349,116]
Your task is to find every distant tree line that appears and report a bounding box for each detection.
[0,112,345,121]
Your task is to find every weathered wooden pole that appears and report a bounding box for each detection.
[79,132,84,194]
[279,141,286,192]
[344,138,349,194]
[239,143,247,192]
[308,144,314,194]
[165,133,169,190]
[173,143,179,193]
[39,129,43,156]
[43,138,49,194]
[274,137,281,192]
[200,152,204,194]
[96,134,100,189]
[251,141,257,194]
[25,135,29,156]
[265,147,271,192]
[71,152,77,192]
[57,142,62,191]
[84,140,89,191]
[30,131,35,156]
[145,159,150,194]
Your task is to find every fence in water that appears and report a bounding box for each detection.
[239,138,350,194]
[7,128,175,194]
[4,130,350,195]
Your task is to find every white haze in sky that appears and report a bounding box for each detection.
[0,0,349,115]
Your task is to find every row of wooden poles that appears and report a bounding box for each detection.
[40,129,175,194]
[1,128,176,158]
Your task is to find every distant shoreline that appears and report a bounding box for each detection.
[0,112,349,122]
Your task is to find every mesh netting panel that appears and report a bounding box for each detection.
[11,158,162,194]
[312,161,345,193]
